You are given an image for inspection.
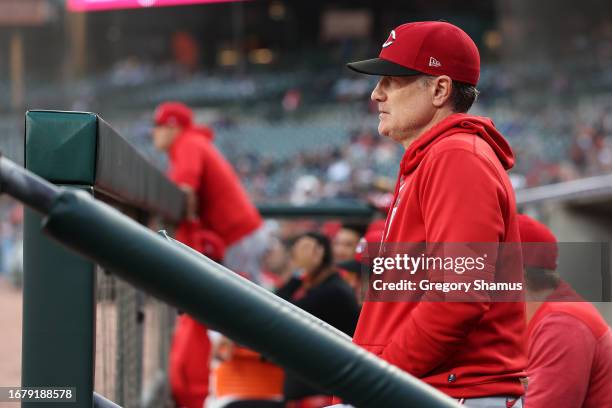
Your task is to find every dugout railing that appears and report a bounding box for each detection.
[21,111,185,408]
[4,110,460,408]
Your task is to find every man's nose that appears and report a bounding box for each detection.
[371,81,385,102]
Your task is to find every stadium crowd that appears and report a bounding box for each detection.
[215,96,612,203]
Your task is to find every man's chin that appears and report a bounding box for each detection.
[378,127,399,142]
[378,125,390,138]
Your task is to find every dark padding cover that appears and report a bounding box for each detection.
[96,117,185,222]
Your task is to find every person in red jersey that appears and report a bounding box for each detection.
[152,101,267,283]
[344,21,526,407]
[518,214,612,408]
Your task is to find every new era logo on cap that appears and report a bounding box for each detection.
[429,57,441,67]
[346,21,480,86]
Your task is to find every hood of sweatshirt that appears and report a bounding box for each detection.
[399,113,514,176]
[192,125,215,141]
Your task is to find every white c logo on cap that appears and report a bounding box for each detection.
[382,30,396,48]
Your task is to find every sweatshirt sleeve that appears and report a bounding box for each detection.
[526,313,594,407]
[382,147,507,376]
[169,138,206,191]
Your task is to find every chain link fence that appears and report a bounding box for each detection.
[95,263,176,408]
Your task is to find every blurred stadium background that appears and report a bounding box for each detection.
[1,0,612,406]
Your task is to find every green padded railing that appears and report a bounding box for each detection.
[22,111,185,408]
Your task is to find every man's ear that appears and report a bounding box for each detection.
[432,75,453,108]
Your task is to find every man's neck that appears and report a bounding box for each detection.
[401,108,456,150]
[525,288,556,322]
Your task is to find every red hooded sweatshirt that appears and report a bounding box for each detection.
[169,126,262,247]
[526,282,612,408]
[353,113,526,398]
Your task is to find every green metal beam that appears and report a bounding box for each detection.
[23,110,98,408]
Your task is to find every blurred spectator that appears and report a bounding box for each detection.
[172,31,200,74]
[519,214,612,407]
[290,175,323,205]
[276,232,360,407]
[337,223,384,305]
[261,234,295,290]
[327,149,351,183]
[333,76,374,101]
[282,89,302,113]
[332,223,366,263]
[110,57,153,86]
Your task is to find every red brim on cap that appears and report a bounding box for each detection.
[346,58,423,76]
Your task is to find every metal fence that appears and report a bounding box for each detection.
[95,267,175,408]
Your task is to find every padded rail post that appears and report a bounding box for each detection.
[22,111,97,408]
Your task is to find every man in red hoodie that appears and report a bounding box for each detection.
[518,214,612,408]
[345,21,526,406]
[152,102,266,282]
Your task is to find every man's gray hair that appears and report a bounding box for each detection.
[420,75,480,113]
